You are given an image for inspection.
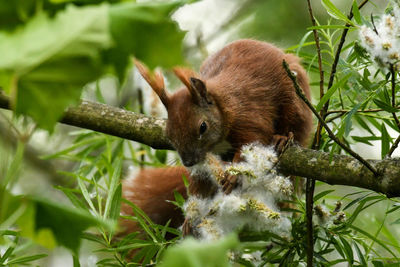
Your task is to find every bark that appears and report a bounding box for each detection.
[1,93,399,197]
[0,93,172,150]
[60,100,173,150]
[277,146,400,198]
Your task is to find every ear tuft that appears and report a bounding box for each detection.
[134,59,169,109]
[173,67,197,89]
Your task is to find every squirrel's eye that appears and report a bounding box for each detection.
[199,121,207,135]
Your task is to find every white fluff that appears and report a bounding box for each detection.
[184,143,293,241]
[359,5,400,69]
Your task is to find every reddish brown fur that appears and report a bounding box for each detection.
[120,167,189,233]
[200,40,312,148]
[164,40,312,167]
[124,39,313,233]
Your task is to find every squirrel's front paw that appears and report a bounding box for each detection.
[221,174,238,194]
[182,218,192,237]
[272,132,294,154]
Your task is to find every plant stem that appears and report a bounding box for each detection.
[389,65,399,157]
[390,65,400,130]
[305,177,315,266]
[305,0,324,264]
[283,60,379,176]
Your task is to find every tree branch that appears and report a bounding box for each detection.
[2,93,400,197]
[61,100,173,150]
[277,145,400,198]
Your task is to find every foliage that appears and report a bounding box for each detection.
[1,0,400,266]
[0,0,188,131]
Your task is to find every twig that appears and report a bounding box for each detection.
[371,13,379,35]
[307,0,324,150]
[283,60,379,176]
[326,112,347,123]
[326,108,391,115]
[324,108,397,123]
[305,177,315,265]
[388,134,400,157]
[305,0,324,264]
[389,65,399,157]
[313,0,370,148]
[390,65,400,129]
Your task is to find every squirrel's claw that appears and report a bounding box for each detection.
[272,132,294,155]
[222,174,238,194]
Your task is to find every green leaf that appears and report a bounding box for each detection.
[373,99,399,113]
[351,225,399,259]
[0,1,36,31]
[104,158,122,220]
[158,234,239,267]
[352,0,362,24]
[314,189,335,202]
[0,242,16,264]
[353,241,367,266]
[351,136,373,146]
[5,254,48,265]
[156,150,168,164]
[372,261,385,267]
[32,197,113,254]
[0,230,19,236]
[307,25,350,30]
[0,5,111,73]
[77,175,97,214]
[172,190,185,208]
[55,186,87,210]
[2,141,25,189]
[316,73,352,112]
[387,203,400,214]
[354,115,375,135]
[391,218,400,225]
[99,242,152,252]
[182,174,190,188]
[343,102,362,137]
[0,4,112,131]
[109,1,186,69]
[108,184,122,222]
[321,0,354,25]
[294,30,313,55]
[339,236,353,264]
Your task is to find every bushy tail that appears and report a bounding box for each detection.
[120,166,189,234]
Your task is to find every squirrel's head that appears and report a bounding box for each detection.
[135,60,224,167]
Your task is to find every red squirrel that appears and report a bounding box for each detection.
[121,39,312,233]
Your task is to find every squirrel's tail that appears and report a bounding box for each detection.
[120,166,189,233]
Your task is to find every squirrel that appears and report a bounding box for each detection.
[120,39,312,235]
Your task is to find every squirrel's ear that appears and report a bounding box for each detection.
[189,77,211,105]
[134,59,170,109]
